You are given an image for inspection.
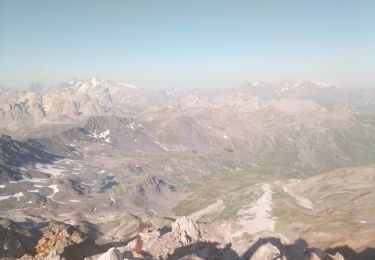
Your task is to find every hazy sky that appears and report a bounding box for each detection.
[0,0,374,89]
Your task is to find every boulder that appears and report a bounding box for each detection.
[171,216,201,245]
[84,247,122,260]
[43,250,62,260]
[35,222,85,256]
[250,242,284,260]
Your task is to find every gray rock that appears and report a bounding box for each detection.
[250,242,285,260]
[44,249,62,260]
[171,216,201,246]
[84,247,122,260]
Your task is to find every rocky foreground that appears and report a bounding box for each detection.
[0,216,348,260]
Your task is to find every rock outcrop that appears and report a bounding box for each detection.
[85,247,122,260]
[0,217,41,258]
[0,216,347,260]
[171,216,201,246]
[119,216,234,259]
[34,222,85,258]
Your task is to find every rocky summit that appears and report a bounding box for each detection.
[1,216,346,260]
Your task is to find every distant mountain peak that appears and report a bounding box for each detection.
[0,85,10,93]
[90,77,100,86]
[28,82,45,93]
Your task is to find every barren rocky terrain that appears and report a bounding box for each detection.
[0,79,374,259]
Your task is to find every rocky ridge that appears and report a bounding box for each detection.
[0,216,348,260]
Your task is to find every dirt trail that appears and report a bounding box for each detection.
[279,179,313,209]
[232,183,275,237]
[188,199,224,220]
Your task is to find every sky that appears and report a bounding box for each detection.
[0,0,374,89]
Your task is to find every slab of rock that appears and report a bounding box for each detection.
[250,242,284,260]
[85,247,122,260]
[171,216,201,246]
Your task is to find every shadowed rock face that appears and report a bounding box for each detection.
[0,225,26,258]
[137,177,176,196]
[127,162,143,175]
[0,220,90,260]
[68,177,89,195]
[0,134,63,181]
[0,135,60,168]
[0,218,43,258]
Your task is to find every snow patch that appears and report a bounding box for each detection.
[89,129,111,143]
[127,122,142,130]
[118,82,138,89]
[127,122,136,130]
[10,176,49,184]
[27,189,39,193]
[48,185,59,194]
[154,140,169,151]
[50,198,66,205]
[90,129,110,138]
[0,192,24,202]
[34,163,66,178]
[33,184,59,198]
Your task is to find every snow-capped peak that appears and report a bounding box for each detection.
[90,77,100,87]
[117,82,138,89]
